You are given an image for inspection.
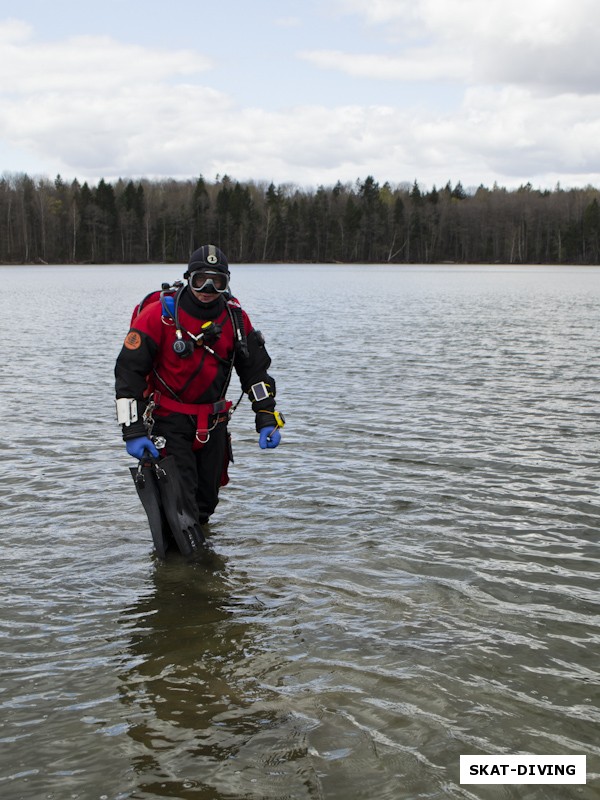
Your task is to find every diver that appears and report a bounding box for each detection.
[115,244,284,556]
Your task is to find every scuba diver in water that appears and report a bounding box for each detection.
[115,244,284,557]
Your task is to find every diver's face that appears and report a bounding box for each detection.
[192,289,217,303]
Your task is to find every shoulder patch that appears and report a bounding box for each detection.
[227,298,242,309]
[124,330,142,350]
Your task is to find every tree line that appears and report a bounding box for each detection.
[2,172,600,265]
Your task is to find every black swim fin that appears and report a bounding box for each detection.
[130,461,171,559]
[153,455,206,558]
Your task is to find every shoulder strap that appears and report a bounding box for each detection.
[226,299,249,361]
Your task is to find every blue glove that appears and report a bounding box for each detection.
[126,436,159,459]
[259,426,281,449]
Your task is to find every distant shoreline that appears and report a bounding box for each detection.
[2,175,600,266]
[0,260,595,268]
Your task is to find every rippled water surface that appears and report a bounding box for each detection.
[1,264,599,800]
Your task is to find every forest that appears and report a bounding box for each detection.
[1,171,600,265]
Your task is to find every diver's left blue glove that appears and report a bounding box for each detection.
[259,426,281,449]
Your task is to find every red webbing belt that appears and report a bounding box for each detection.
[153,392,232,449]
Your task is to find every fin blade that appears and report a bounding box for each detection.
[154,456,206,557]
[130,464,170,559]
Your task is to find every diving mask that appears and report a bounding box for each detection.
[189,269,229,293]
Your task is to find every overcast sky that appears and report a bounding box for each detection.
[1,0,599,192]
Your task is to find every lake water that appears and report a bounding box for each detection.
[0,263,598,800]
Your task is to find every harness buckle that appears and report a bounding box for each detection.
[195,429,211,445]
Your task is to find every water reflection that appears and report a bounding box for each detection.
[117,554,316,799]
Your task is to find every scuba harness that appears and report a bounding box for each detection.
[166,283,249,362]
[138,281,250,448]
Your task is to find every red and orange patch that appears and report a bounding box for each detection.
[124,330,142,350]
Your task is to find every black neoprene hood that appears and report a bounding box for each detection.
[186,244,230,276]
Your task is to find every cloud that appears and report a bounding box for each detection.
[0,18,220,177]
[331,0,420,28]
[299,48,468,82]
[1,11,600,190]
[328,0,600,94]
[333,0,589,41]
[459,87,600,177]
[0,20,212,93]
[0,17,30,43]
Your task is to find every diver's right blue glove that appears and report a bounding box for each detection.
[126,436,159,459]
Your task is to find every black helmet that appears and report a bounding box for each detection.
[185,244,229,278]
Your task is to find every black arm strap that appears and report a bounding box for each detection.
[227,303,249,361]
